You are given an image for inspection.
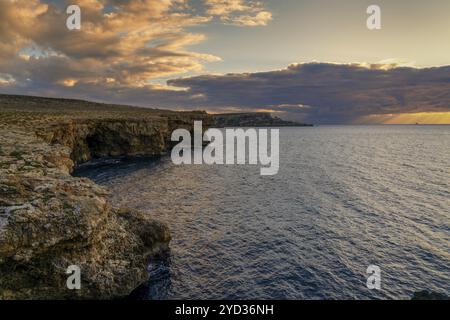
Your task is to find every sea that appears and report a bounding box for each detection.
[74,125,450,300]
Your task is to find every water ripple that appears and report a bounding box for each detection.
[75,125,450,300]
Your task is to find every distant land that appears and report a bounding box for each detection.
[212,112,313,127]
[0,94,313,127]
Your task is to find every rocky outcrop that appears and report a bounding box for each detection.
[36,117,197,165]
[0,94,209,299]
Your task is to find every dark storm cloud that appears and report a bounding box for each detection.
[2,61,450,123]
[166,62,450,123]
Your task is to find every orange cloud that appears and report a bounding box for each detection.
[0,0,225,88]
[206,0,272,26]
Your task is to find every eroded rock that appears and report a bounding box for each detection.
[0,94,210,299]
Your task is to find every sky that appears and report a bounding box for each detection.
[0,0,449,124]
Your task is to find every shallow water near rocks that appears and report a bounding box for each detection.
[74,125,450,300]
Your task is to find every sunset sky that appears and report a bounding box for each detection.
[0,0,449,123]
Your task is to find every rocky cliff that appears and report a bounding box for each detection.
[0,94,209,299]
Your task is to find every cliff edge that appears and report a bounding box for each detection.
[0,94,209,299]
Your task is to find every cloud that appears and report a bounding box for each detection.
[0,0,271,97]
[5,61,449,124]
[165,62,450,123]
[205,0,272,26]
[0,0,221,88]
[0,1,448,124]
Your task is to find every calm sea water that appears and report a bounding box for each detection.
[74,125,450,300]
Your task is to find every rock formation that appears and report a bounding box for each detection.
[0,94,209,299]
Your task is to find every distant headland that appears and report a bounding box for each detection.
[212,112,313,127]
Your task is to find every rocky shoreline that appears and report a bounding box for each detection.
[0,94,209,299]
[2,95,444,301]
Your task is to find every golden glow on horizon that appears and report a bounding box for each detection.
[359,112,450,124]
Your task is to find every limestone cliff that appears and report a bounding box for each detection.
[0,94,209,299]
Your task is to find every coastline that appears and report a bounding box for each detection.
[1,94,447,300]
[0,94,208,299]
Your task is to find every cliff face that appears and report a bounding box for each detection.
[0,95,209,299]
[38,118,180,165]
